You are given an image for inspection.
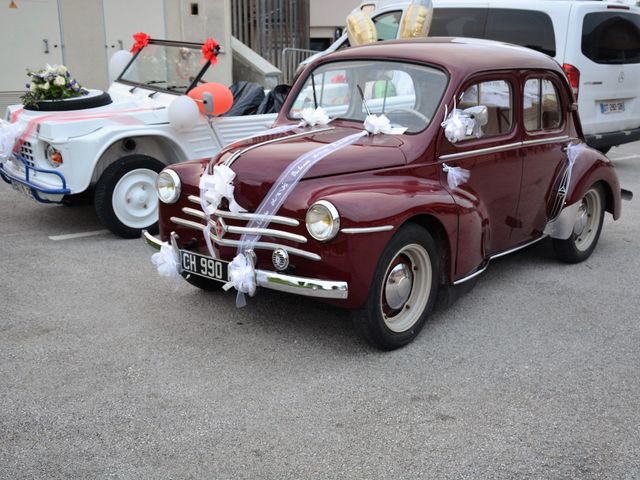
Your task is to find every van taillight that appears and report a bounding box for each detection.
[563,63,580,100]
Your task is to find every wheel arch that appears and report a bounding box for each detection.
[92,134,188,186]
[402,213,452,285]
[567,159,621,220]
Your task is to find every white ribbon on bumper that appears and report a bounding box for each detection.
[151,244,181,279]
[224,114,404,307]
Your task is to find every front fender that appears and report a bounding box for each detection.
[288,167,459,308]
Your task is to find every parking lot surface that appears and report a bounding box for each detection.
[1,144,639,479]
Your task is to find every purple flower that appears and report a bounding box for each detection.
[25,83,30,89]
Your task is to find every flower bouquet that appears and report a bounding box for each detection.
[21,64,88,107]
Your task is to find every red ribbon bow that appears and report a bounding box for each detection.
[131,32,150,54]
[201,37,220,65]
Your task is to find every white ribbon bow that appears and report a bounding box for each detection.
[0,119,25,161]
[298,106,333,127]
[199,164,246,216]
[364,114,407,135]
[441,102,483,144]
[151,244,181,279]
[442,163,471,189]
[223,253,257,307]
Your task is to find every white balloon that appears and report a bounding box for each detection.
[168,96,201,132]
[108,50,133,83]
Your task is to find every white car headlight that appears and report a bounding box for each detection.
[306,200,340,242]
[156,169,181,204]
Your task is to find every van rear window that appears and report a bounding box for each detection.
[582,12,640,64]
[430,8,556,57]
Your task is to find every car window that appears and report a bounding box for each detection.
[582,12,640,64]
[430,7,487,38]
[374,11,402,41]
[524,79,562,132]
[485,9,555,57]
[458,80,513,139]
[290,60,448,133]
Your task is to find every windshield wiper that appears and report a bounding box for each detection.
[145,80,168,85]
[166,85,189,91]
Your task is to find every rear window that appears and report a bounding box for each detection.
[582,12,640,64]
[430,8,556,57]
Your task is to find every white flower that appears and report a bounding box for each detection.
[53,75,66,86]
[41,82,50,91]
[30,83,38,92]
[56,65,67,75]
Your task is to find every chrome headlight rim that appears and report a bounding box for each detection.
[306,200,340,242]
[156,169,181,204]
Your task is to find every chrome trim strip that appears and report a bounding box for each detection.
[521,136,570,147]
[223,223,308,244]
[223,127,334,168]
[187,195,299,226]
[171,217,206,231]
[341,225,394,234]
[453,235,548,285]
[490,234,548,260]
[439,142,522,161]
[452,264,488,286]
[143,232,346,299]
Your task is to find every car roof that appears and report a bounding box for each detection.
[320,37,565,77]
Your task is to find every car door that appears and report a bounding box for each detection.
[514,73,572,243]
[437,74,523,277]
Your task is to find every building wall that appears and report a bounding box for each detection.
[309,0,360,49]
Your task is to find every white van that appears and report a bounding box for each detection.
[306,0,640,153]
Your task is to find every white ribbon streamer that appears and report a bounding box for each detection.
[224,113,404,307]
[151,244,181,279]
[0,119,25,161]
[442,163,471,189]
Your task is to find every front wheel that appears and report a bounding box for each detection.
[351,224,440,350]
[552,184,605,263]
[94,155,164,238]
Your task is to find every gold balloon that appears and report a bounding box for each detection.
[346,10,377,46]
[399,0,433,39]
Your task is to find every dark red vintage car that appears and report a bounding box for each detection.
[144,38,629,350]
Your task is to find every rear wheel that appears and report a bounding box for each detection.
[552,184,605,263]
[95,155,164,238]
[351,224,440,350]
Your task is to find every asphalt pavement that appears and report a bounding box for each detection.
[1,144,639,479]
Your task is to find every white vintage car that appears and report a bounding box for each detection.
[0,39,277,237]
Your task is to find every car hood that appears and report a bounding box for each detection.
[217,125,407,209]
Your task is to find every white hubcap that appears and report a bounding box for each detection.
[112,168,159,229]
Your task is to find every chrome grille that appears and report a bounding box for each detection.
[169,195,320,261]
[19,141,36,168]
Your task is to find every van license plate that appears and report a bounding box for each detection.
[600,101,625,114]
[181,250,228,283]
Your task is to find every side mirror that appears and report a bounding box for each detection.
[462,105,488,127]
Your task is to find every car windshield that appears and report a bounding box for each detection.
[118,41,210,94]
[289,60,448,133]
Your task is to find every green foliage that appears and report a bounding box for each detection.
[21,64,88,107]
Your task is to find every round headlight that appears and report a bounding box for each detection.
[45,144,63,168]
[306,200,340,242]
[156,169,181,204]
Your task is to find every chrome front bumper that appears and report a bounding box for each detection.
[142,230,349,300]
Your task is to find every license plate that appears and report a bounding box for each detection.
[600,101,625,114]
[11,181,35,200]
[180,250,228,283]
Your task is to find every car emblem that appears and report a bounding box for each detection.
[214,218,225,238]
[619,71,625,83]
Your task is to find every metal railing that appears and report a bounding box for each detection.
[281,47,320,84]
